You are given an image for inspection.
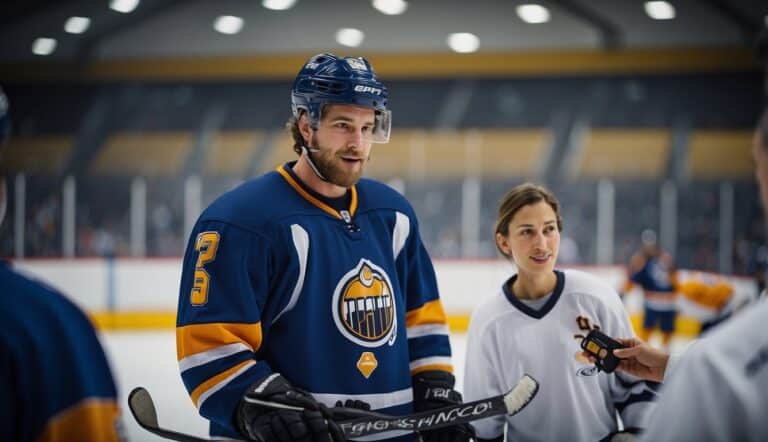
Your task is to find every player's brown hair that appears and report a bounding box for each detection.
[494,183,563,258]
[286,115,304,156]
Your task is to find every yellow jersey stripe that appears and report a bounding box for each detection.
[411,364,454,375]
[190,359,255,407]
[276,165,358,218]
[37,399,120,442]
[406,299,448,327]
[176,322,262,361]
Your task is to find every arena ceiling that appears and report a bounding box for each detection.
[0,0,766,63]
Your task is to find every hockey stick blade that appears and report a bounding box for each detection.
[339,374,539,438]
[128,387,226,442]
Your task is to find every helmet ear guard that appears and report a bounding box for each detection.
[291,53,391,143]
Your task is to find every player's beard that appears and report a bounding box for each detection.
[309,139,369,188]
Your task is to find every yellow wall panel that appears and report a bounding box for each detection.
[204,131,264,176]
[92,132,193,176]
[577,129,670,179]
[688,130,752,179]
[3,135,73,174]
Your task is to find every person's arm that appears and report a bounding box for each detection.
[177,220,341,441]
[612,338,670,382]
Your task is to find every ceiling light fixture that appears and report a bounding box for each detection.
[372,0,408,15]
[32,38,57,56]
[214,15,244,35]
[644,1,676,20]
[516,4,551,24]
[336,28,365,47]
[110,0,140,14]
[262,0,297,11]
[447,32,480,53]
[64,16,91,34]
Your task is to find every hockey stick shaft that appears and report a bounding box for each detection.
[244,374,539,438]
[128,387,226,442]
[338,374,539,438]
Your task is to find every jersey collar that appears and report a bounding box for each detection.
[502,270,565,319]
[277,162,358,221]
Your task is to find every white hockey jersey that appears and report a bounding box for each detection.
[464,269,657,441]
[640,298,768,442]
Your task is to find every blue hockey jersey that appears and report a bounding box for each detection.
[0,262,121,442]
[177,163,453,439]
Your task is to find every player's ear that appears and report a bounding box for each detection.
[298,112,313,144]
[496,232,512,258]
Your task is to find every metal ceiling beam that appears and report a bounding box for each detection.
[551,0,623,50]
[698,0,762,45]
[75,0,182,62]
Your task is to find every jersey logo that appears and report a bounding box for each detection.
[577,366,599,377]
[357,351,378,378]
[332,259,398,348]
[573,315,601,376]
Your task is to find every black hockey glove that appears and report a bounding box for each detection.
[329,398,373,422]
[412,370,476,442]
[236,373,345,442]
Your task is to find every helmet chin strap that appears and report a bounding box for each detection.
[300,144,329,182]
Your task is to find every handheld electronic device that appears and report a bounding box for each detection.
[580,329,625,373]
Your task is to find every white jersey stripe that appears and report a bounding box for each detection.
[406,323,450,339]
[196,360,256,408]
[178,342,252,373]
[409,356,453,371]
[308,387,413,411]
[274,224,309,323]
[392,212,409,259]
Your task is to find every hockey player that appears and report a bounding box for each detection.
[463,183,657,441]
[176,54,473,441]
[0,87,122,441]
[625,229,678,349]
[598,110,768,441]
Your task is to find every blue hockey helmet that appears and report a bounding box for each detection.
[0,86,9,145]
[291,53,391,143]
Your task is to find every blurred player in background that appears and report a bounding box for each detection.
[463,183,657,442]
[625,229,678,349]
[176,54,473,441]
[0,88,123,441]
[675,272,757,334]
[591,108,768,441]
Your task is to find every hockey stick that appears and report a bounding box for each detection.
[129,374,538,441]
[244,374,539,438]
[128,387,225,442]
[336,374,538,438]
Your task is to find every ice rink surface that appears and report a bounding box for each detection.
[102,331,470,442]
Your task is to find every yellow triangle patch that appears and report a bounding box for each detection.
[356,351,378,379]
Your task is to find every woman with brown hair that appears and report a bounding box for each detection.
[463,182,658,442]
